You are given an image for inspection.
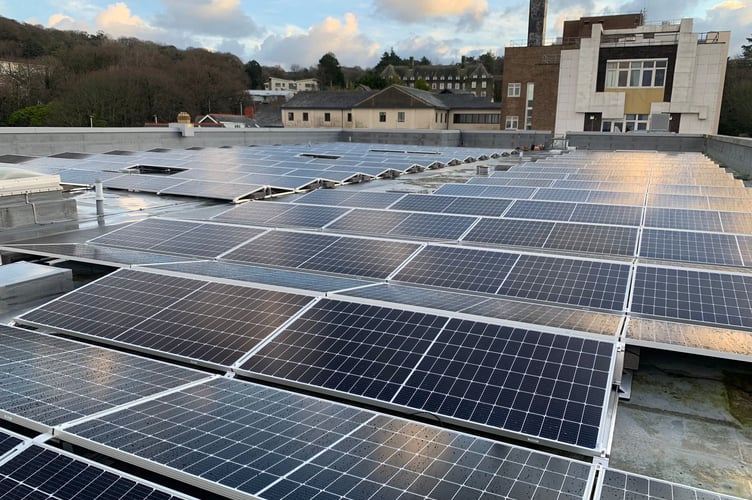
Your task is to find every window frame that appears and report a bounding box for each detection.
[507,82,521,97]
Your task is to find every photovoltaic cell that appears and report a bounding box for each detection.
[443,196,513,216]
[644,208,724,232]
[393,245,519,294]
[631,266,752,328]
[0,445,188,500]
[393,319,614,449]
[388,194,454,213]
[497,255,631,311]
[720,211,752,234]
[325,209,410,234]
[18,269,315,367]
[300,237,421,279]
[1,243,191,266]
[462,218,555,248]
[533,188,592,203]
[569,204,644,227]
[0,429,22,457]
[598,468,742,500]
[264,204,349,228]
[265,415,595,500]
[90,218,198,250]
[544,224,638,257]
[223,231,340,268]
[389,212,477,240]
[242,299,445,400]
[639,229,744,266]
[505,200,577,222]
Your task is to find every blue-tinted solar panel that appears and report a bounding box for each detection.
[150,261,373,292]
[325,209,410,234]
[0,445,188,499]
[631,266,752,328]
[394,246,519,294]
[434,184,534,199]
[242,299,445,400]
[586,191,646,205]
[462,218,555,248]
[569,204,643,226]
[389,194,454,213]
[598,468,743,500]
[390,213,476,240]
[301,237,420,279]
[544,224,638,257]
[393,319,614,449]
[224,231,340,268]
[533,189,591,202]
[444,196,513,216]
[644,208,724,232]
[505,200,577,222]
[498,255,631,310]
[640,229,744,266]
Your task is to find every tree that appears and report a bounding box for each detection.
[356,72,388,89]
[244,60,263,89]
[318,52,345,89]
[719,34,752,136]
[742,34,752,61]
[414,78,430,91]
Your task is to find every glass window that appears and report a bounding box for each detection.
[379,112,386,122]
[507,82,521,97]
[505,116,519,129]
[287,112,294,120]
[397,111,405,123]
[347,112,352,122]
[324,112,331,122]
[302,112,309,121]
[605,58,668,88]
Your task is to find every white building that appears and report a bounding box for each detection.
[555,18,729,135]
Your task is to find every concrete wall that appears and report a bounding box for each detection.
[566,132,705,151]
[0,127,342,156]
[705,135,752,177]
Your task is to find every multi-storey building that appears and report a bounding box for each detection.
[380,61,495,98]
[501,12,729,135]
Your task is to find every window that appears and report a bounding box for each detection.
[602,114,649,132]
[605,59,668,88]
[453,113,500,124]
[302,112,309,121]
[508,82,521,97]
[439,83,445,89]
[379,112,386,122]
[525,83,534,130]
[324,112,331,122]
[471,81,477,89]
[347,112,352,122]
[397,111,405,123]
[481,80,487,89]
[505,116,519,130]
[455,83,460,89]
[287,112,294,120]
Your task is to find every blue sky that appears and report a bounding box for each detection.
[1,0,748,68]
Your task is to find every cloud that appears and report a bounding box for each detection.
[255,13,380,68]
[153,0,263,38]
[699,0,752,56]
[95,2,153,38]
[374,0,489,28]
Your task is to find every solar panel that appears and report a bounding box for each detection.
[497,255,631,311]
[0,330,208,431]
[389,194,455,213]
[719,211,752,234]
[644,208,724,232]
[0,243,191,267]
[443,196,513,216]
[639,229,744,266]
[0,444,190,499]
[544,224,638,257]
[462,218,555,248]
[325,209,410,234]
[393,245,520,294]
[631,265,752,328]
[0,429,22,457]
[393,318,615,449]
[18,269,315,367]
[389,212,477,240]
[149,261,373,292]
[586,190,646,206]
[295,190,405,209]
[91,218,198,249]
[300,236,421,279]
[533,188,592,203]
[569,204,644,226]
[158,180,266,202]
[505,200,577,222]
[104,175,185,192]
[223,230,340,268]
[217,202,349,229]
[596,467,744,500]
[62,377,595,500]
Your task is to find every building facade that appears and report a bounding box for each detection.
[501,14,729,135]
[380,62,495,98]
[264,77,319,93]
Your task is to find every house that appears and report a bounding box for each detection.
[280,85,500,130]
[264,77,319,94]
[195,114,256,128]
[501,10,729,135]
[380,60,495,97]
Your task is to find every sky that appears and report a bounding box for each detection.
[1,0,749,69]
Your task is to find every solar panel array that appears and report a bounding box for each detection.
[4,147,752,499]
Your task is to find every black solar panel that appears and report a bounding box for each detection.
[631,266,752,328]
[0,445,187,499]
[640,229,744,266]
[393,245,520,294]
[0,429,22,456]
[644,208,724,232]
[18,269,315,367]
[224,231,340,268]
[243,299,445,400]
[390,212,477,240]
[462,218,555,248]
[505,200,577,222]
[2,243,191,266]
[443,196,513,216]
[325,209,410,234]
[497,255,631,311]
[544,224,638,257]
[393,318,614,449]
[389,194,454,213]
[598,468,742,500]
[569,204,644,226]
[301,236,420,279]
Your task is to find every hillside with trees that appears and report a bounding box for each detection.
[0,16,248,126]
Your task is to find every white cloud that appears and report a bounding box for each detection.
[255,13,380,68]
[374,0,489,28]
[95,2,154,38]
[153,0,263,38]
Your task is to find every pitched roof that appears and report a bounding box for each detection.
[436,93,498,110]
[282,90,374,109]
